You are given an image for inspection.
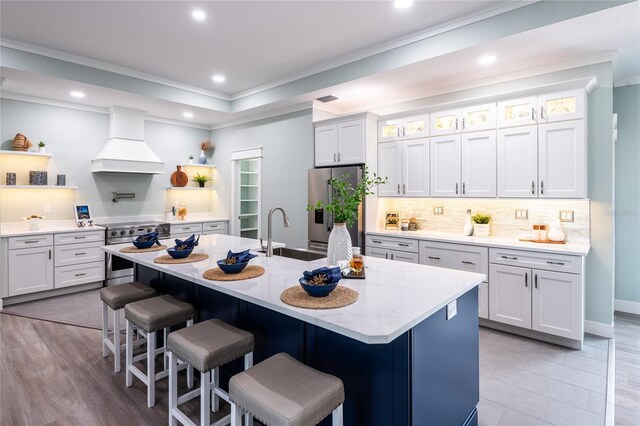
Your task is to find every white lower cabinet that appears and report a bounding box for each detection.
[8,245,54,296]
[365,235,419,263]
[203,221,228,235]
[489,264,532,329]
[55,261,105,289]
[366,247,418,263]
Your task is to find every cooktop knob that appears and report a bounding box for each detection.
[111,231,117,236]
[120,230,126,236]
[147,227,152,233]
[154,227,158,232]
[129,229,135,235]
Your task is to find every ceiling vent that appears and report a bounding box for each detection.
[316,95,339,103]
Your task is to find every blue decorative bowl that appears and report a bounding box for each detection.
[217,259,249,274]
[166,247,193,259]
[132,239,156,249]
[299,277,339,298]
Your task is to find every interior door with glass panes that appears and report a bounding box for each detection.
[232,158,261,240]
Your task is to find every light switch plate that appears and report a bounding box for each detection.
[559,210,574,222]
[446,300,457,320]
[44,204,52,213]
[515,209,528,220]
[433,206,444,215]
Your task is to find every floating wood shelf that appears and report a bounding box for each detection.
[0,150,53,158]
[0,185,78,189]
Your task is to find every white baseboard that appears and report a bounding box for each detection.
[615,299,640,315]
[584,320,614,338]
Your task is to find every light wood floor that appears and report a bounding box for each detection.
[614,313,640,426]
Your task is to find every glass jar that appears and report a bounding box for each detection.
[177,200,188,220]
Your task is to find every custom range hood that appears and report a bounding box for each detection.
[91,107,164,174]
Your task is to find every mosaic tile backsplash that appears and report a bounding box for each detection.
[382,198,590,243]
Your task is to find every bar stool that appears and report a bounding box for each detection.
[229,352,344,426]
[167,318,255,426]
[100,281,156,372]
[125,295,195,407]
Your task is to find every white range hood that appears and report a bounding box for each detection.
[91,107,165,174]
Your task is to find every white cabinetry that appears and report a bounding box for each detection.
[378,114,429,142]
[315,118,365,167]
[203,221,228,235]
[538,90,585,123]
[53,231,105,288]
[497,96,538,128]
[9,244,54,296]
[430,134,461,197]
[461,130,496,197]
[377,142,403,197]
[171,223,203,239]
[378,139,429,197]
[497,125,538,197]
[365,235,419,263]
[532,269,582,339]
[314,124,338,167]
[489,264,532,329]
[430,109,461,136]
[538,120,585,198]
[461,103,496,132]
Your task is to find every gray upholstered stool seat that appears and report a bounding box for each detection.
[125,294,194,332]
[229,352,345,426]
[100,281,157,373]
[168,318,254,372]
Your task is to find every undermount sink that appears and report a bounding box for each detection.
[258,247,326,261]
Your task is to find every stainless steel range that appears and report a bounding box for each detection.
[97,220,170,285]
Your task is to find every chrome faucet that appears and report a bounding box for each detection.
[264,207,290,257]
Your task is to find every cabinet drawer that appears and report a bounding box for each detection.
[390,250,419,264]
[419,241,488,276]
[171,223,203,235]
[365,235,418,253]
[55,231,105,246]
[9,234,53,249]
[54,241,104,267]
[203,222,227,233]
[55,261,105,289]
[489,248,582,274]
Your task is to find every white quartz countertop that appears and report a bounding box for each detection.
[165,216,229,225]
[367,229,590,256]
[1,220,105,237]
[103,234,484,345]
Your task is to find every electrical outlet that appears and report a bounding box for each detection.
[515,209,528,220]
[446,300,457,320]
[433,206,444,215]
[559,210,574,222]
[44,204,52,213]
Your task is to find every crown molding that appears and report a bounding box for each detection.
[615,75,640,87]
[210,103,312,131]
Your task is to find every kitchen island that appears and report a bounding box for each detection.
[103,234,485,426]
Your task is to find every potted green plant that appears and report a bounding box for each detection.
[38,140,46,154]
[188,155,194,165]
[192,173,211,188]
[471,213,492,237]
[308,167,387,265]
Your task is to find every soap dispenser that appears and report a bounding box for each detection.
[464,209,474,236]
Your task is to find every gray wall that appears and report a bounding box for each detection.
[613,84,640,306]
[210,110,314,248]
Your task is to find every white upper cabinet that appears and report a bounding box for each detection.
[315,119,365,167]
[461,103,496,132]
[497,125,538,198]
[378,114,429,142]
[497,96,537,128]
[430,109,461,136]
[461,130,496,198]
[403,139,430,197]
[377,142,403,197]
[538,90,585,123]
[538,120,585,198]
[430,134,461,197]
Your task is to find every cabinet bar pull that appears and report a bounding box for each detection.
[547,260,565,265]
[462,182,466,195]
[402,184,406,195]
[455,118,459,131]
[531,181,535,195]
[385,252,388,259]
[25,240,39,244]
[75,272,87,277]
[371,240,382,244]
[397,184,400,194]
[398,243,409,247]
[501,255,518,260]
[391,253,394,260]
[402,127,406,137]
[183,227,191,230]
[540,181,544,195]
[531,107,536,121]
[525,272,528,287]
[49,249,52,260]
[333,153,337,162]
[461,260,476,265]
[75,252,87,256]
[428,256,440,260]
[455,183,459,195]
[462,117,465,129]
[397,128,400,138]
[540,106,545,120]
[74,236,85,239]
[337,153,341,162]
[535,274,538,289]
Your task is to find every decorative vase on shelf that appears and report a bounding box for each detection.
[198,150,207,164]
[326,223,352,267]
[38,147,46,154]
[188,158,194,165]
[547,219,566,242]
[463,209,474,236]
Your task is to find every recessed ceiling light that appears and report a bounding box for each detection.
[183,112,194,119]
[212,74,225,83]
[478,55,497,65]
[394,0,414,9]
[70,91,85,98]
[191,10,206,21]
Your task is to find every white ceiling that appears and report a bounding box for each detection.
[0,1,638,126]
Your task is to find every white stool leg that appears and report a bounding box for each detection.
[168,351,177,426]
[200,370,210,426]
[163,327,169,371]
[211,367,219,412]
[102,302,109,357]
[147,331,156,407]
[332,404,343,426]
[113,308,121,373]
[125,319,133,387]
[231,403,242,426]
[243,352,254,426]
[187,319,194,389]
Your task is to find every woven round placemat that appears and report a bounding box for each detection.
[120,244,167,254]
[153,253,209,264]
[280,285,358,309]
[203,265,265,281]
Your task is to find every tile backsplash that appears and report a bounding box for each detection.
[382,198,590,243]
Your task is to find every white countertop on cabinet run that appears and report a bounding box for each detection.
[165,215,229,225]
[103,234,484,345]
[367,229,590,256]
[0,220,105,237]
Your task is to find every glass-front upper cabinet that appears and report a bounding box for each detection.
[378,118,403,142]
[461,103,496,132]
[497,96,537,128]
[538,90,585,123]
[378,114,429,142]
[430,109,461,136]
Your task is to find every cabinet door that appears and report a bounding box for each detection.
[461,103,496,132]
[337,120,365,165]
[497,125,538,198]
[497,96,537,128]
[430,109,461,136]
[478,282,489,319]
[430,134,461,197]
[378,118,403,142]
[403,114,430,139]
[9,247,54,296]
[489,264,531,329]
[377,142,403,197]
[461,130,496,197]
[366,247,389,260]
[538,90,585,123]
[402,138,429,197]
[538,120,585,198]
[389,250,419,264]
[314,124,338,167]
[532,269,582,340]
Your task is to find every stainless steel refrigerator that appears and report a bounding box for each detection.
[308,165,364,254]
